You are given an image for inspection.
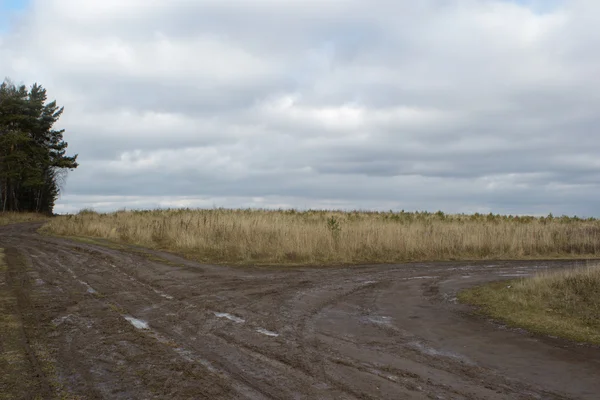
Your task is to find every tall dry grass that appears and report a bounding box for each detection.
[0,212,49,226]
[41,209,600,265]
[460,263,600,343]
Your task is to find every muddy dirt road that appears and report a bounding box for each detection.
[1,223,599,399]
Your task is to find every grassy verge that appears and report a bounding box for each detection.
[459,264,600,344]
[0,212,49,226]
[40,208,600,266]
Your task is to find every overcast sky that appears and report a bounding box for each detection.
[1,0,599,216]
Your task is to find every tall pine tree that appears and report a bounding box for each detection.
[0,79,78,214]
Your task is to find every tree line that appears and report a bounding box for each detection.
[0,79,78,214]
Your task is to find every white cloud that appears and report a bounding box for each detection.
[2,0,600,216]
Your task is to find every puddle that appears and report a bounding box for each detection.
[120,314,219,374]
[408,341,474,365]
[35,278,45,286]
[124,316,150,330]
[364,280,378,284]
[214,312,245,324]
[174,347,217,372]
[406,276,439,280]
[364,315,393,326]
[77,280,97,294]
[448,266,475,271]
[256,328,279,337]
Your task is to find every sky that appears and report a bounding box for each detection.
[0,0,599,216]
[0,0,27,32]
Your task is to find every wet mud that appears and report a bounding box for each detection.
[1,222,599,399]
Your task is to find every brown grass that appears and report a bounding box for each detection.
[459,263,600,344]
[40,208,600,265]
[0,212,49,226]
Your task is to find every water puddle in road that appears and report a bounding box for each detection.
[448,266,476,271]
[124,316,150,330]
[408,341,475,365]
[214,312,245,323]
[173,347,218,372]
[406,276,439,280]
[120,314,220,374]
[366,316,393,326]
[256,328,279,337]
[79,281,97,294]
[58,263,220,378]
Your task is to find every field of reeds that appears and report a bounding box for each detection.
[459,263,600,344]
[40,209,600,265]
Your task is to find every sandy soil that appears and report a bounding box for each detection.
[1,222,599,399]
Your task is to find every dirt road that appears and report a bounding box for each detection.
[1,222,599,400]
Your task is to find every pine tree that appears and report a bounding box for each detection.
[0,79,78,213]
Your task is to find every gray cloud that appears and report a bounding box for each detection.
[1,0,599,216]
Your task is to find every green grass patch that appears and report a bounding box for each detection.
[459,264,600,344]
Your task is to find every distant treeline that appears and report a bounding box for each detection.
[0,79,78,213]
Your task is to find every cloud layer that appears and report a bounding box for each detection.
[1,0,599,215]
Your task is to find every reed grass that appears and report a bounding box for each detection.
[41,208,600,265]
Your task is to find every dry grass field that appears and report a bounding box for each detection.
[0,212,48,226]
[460,263,600,344]
[41,208,600,265]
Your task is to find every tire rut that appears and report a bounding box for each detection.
[2,247,55,399]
